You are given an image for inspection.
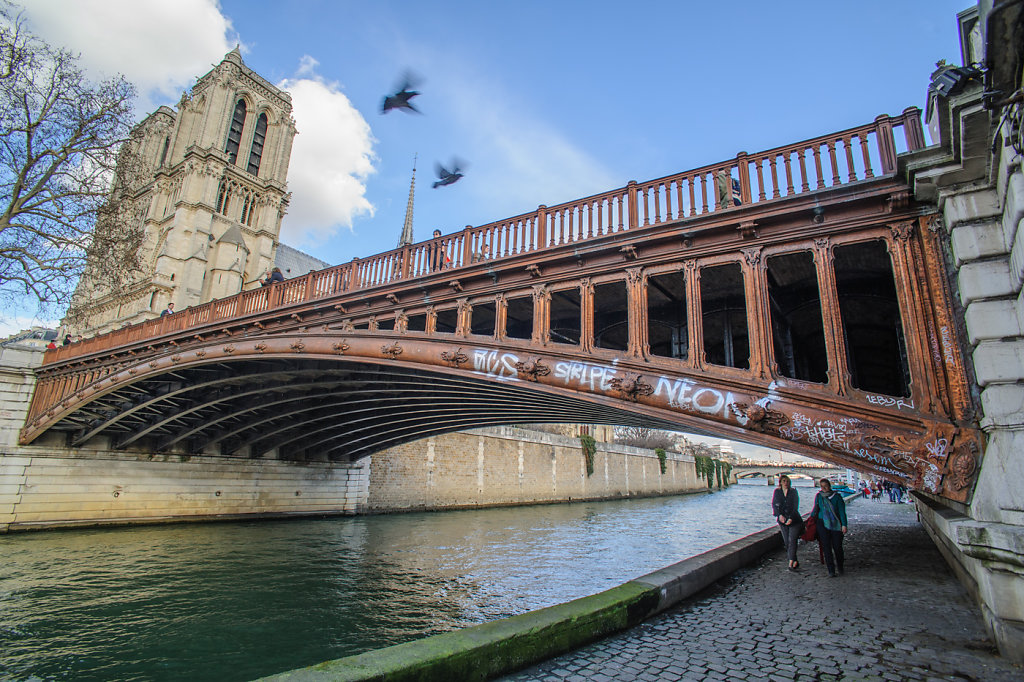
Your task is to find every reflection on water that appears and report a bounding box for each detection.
[0,480,810,681]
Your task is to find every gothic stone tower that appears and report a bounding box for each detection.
[68,48,296,334]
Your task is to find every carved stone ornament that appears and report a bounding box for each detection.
[742,247,762,267]
[149,361,159,369]
[948,442,978,490]
[620,245,638,260]
[170,355,182,364]
[890,221,914,241]
[332,341,350,354]
[514,357,551,382]
[381,342,403,359]
[195,350,207,359]
[610,373,654,402]
[526,264,542,278]
[333,304,348,314]
[128,368,139,376]
[253,342,268,353]
[735,401,790,433]
[448,280,464,292]
[290,341,305,353]
[386,293,399,304]
[441,348,469,367]
[223,345,236,355]
[291,313,304,323]
[340,319,355,332]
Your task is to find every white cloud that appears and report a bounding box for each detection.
[21,0,236,111]
[277,61,377,247]
[21,2,377,249]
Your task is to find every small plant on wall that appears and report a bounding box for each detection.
[655,448,667,474]
[579,434,596,476]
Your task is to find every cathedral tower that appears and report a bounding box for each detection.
[68,48,297,334]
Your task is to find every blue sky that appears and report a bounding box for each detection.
[8,0,968,334]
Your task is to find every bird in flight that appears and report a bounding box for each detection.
[381,73,421,114]
[433,160,465,188]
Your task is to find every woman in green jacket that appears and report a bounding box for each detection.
[810,478,848,577]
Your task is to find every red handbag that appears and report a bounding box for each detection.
[800,515,817,542]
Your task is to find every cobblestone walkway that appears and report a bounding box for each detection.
[502,499,1022,681]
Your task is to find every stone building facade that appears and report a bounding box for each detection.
[67,48,297,335]
[905,2,1024,661]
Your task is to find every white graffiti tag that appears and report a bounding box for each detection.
[473,349,520,379]
[866,394,915,411]
[552,361,618,392]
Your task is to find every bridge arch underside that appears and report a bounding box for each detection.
[26,333,976,500]
[32,356,687,462]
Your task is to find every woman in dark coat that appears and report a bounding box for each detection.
[772,474,802,571]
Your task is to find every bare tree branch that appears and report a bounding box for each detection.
[0,3,143,318]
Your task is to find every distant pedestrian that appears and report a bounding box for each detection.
[62,334,72,346]
[45,339,57,350]
[161,302,175,316]
[716,169,742,210]
[772,474,802,571]
[261,267,284,286]
[426,229,451,271]
[810,478,848,577]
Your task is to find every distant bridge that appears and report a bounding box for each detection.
[23,110,981,504]
[733,463,846,482]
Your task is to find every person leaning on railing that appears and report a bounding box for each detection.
[261,267,285,286]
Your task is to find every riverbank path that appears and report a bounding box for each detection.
[502,498,1022,681]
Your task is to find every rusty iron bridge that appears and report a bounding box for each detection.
[23,108,982,504]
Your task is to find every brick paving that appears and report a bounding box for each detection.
[502,499,1022,681]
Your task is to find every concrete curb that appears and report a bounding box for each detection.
[257,526,783,681]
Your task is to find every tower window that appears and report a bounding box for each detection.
[225,99,247,165]
[247,113,268,176]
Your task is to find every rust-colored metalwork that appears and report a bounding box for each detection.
[22,110,983,502]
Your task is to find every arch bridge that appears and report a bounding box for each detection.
[24,110,981,504]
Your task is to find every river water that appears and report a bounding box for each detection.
[0,479,816,681]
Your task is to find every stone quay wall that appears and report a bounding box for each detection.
[366,426,703,513]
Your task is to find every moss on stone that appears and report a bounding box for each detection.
[259,581,660,681]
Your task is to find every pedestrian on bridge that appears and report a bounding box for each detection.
[772,474,802,571]
[810,478,848,577]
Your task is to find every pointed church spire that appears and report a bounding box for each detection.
[397,154,417,247]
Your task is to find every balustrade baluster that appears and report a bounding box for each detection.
[844,135,857,182]
[699,173,709,214]
[512,220,520,255]
[675,179,684,220]
[859,133,874,178]
[827,140,841,186]
[755,160,766,201]
[617,192,624,230]
[797,148,811,192]
[653,183,662,225]
[642,186,650,226]
[770,154,781,198]
[688,178,696,217]
[664,181,673,221]
[812,145,825,189]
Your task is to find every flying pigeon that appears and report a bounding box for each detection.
[381,73,421,114]
[433,160,465,188]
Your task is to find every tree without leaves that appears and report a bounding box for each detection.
[0,5,144,319]
[614,425,679,451]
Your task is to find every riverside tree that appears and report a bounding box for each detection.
[0,5,144,319]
